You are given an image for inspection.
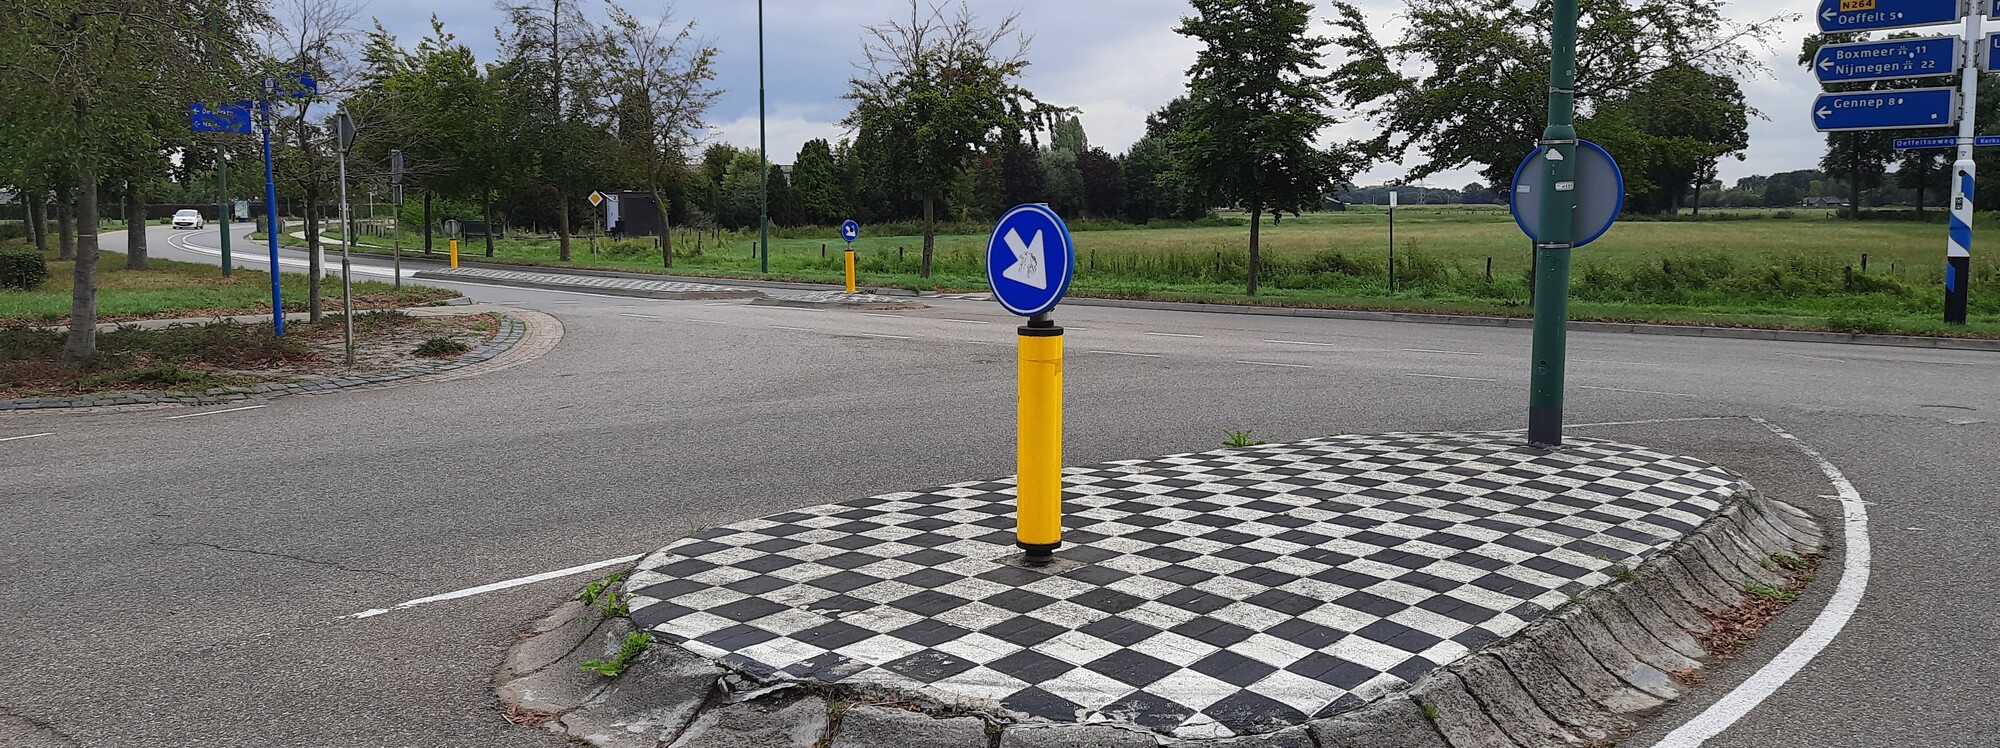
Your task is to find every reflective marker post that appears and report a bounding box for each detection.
[450,239,460,268]
[987,204,1076,567]
[1947,10,1981,325]
[841,219,860,294]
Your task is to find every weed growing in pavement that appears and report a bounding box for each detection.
[579,632,651,677]
[1223,429,1266,448]
[1611,564,1638,583]
[1419,703,1440,721]
[1769,553,1810,572]
[577,574,631,618]
[1742,583,1799,603]
[414,337,470,357]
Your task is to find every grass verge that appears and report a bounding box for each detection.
[0,247,457,326]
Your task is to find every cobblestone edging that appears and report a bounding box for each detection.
[496,449,1826,748]
[1,314,534,412]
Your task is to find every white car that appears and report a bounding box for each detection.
[171,209,205,230]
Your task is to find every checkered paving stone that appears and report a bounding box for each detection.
[626,433,1742,739]
[423,267,758,294]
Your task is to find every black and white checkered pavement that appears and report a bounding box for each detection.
[626,433,1741,739]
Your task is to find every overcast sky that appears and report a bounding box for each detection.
[357,0,1831,188]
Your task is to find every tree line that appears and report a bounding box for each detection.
[2,0,1788,359]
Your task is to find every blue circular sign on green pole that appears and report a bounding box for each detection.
[1510,139,1624,248]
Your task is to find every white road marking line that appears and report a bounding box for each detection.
[1653,418,1869,748]
[703,302,733,306]
[683,319,726,325]
[855,333,912,340]
[1237,360,1312,369]
[1264,339,1341,347]
[347,553,644,620]
[619,313,660,319]
[770,325,815,332]
[1773,352,1845,363]
[943,318,991,325]
[863,313,905,319]
[1576,358,1660,367]
[1402,348,1485,356]
[1146,332,1204,338]
[1089,350,1161,358]
[1580,385,1698,398]
[1408,373,1498,383]
[1562,416,1735,429]
[165,405,267,420]
[552,301,582,305]
[1949,418,1989,425]
[0,433,54,443]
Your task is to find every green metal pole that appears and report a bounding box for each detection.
[758,0,769,274]
[1528,0,1579,447]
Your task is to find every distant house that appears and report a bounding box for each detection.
[1802,197,1849,208]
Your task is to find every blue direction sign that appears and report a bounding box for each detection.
[1894,135,2000,149]
[1982,32,2000,72]
[189,102,252,134]
[1815,36,1960,83]
[1813,88,1959,131]
[840,220,860,244]
[986,204,1074,317]
[1818,0,1969,33]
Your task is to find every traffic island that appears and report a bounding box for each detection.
[497,432,1824,747]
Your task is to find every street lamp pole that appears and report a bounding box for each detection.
[1527,0,1580,447]
[758,0,770,274]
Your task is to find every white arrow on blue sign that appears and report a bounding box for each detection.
[986,204,1074,318]
[1815,36,1961,83]
[840,220,860,244]
[1813,88,1960,132]
[1818,0,1969,33]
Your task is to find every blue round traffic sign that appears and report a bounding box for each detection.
[986,204,1074,317]
[840,220,860,244]
[1510,140,1624,248]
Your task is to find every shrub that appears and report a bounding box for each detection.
[0,248,49,290]
[414,337,470,358]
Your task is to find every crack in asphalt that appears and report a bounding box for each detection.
[147,536,396,576]
[0,707,80,746]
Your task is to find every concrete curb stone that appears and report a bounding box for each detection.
[1449,655,1579,747]
[1584,596,1700,675]
[1557,615,1680,700]
[1708,518,1788,585]
[828,706,988,748]
[1622,577,1713,653]
[501,600,599,679]
[562,647,725,748]
[1409,671,1524,748]
[667,697,829,748]
[997,724,1156,748]
[1307,695,1450,748]
[1664,547,1743,607]
[1484,641,1629,740]
[1633,565,1716,631]
[1173,725,1315,747]
[1527,622,1666,713]
[495,615,632,716]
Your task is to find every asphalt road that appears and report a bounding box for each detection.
[2,224,1994,746]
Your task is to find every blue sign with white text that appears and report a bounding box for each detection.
[1814,36,1960,83]
[840,220,860,244]
[1893,135,2000,149]
[189,102,253,134]
[1983,32,2000,72]
[1813,88,1959,132]
[986,204,1074,317]
[1818,0,1968,34]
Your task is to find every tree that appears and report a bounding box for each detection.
[792,138,849,225]
[1584,65,1750,214]
[1326,0,1790,190]
[1174,0,1363,295]
[1076,147,1123,218]
[1049,114,1087,155]
[1038,147,1085,217]
[601,2,720,266]
[843,0,1063,279]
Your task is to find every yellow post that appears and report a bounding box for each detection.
[450,239,459,268]
[844,249,857,293]
[1016,317,1064,565]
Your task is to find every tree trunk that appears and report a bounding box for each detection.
[558,192,572,262]
[57,189,75,260]
[28,191,47,253]
[920,196,935,279]
[124,180,149,270]
[65,164,100,362]
[423,189,434,255]
[1915,182,1926,221]
[1247,203,1262,296]
[1690,182,1702,218]
[482,192,496,257]
[305,187,323,322]
[1849,171,1861,220]
[654,190,675,269]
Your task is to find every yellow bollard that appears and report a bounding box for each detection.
[450,239,459,268]
[844,249,857,293]
[1016,318,1064,565]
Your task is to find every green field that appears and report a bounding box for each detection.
[0,249,456,325]
[306,206,2000,336]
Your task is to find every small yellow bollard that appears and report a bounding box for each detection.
[844,249,857,293]
[1016,317,1064,565]
[449,239,459,268]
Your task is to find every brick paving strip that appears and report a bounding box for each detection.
[496,432,1825,748]
[0,305,562,413]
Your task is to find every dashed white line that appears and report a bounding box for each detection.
[1562,416,1734,429]
[1090,350,1162,358]
[683,319,726,325]
[1576,358,1660,367]
[165,405,268,420]
[1238,360,1313,369]
[863,313,905,319]
[855,333,911,340]
[1146,332,1204,338]
[1774,352,1845,363]
[1402,348,1485,356]
[769,325,814,332]
[619,313,660,319]
[347,553,644,620]
[1264,339,1341,347]
[0,433,54,443]
[703,302,734,306]
[943,318,992,325]
[1409,373,1498,383]
[1580,385,1697,398]
[1652,417,1870,747]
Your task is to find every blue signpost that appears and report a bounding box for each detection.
[1813,36,1960,84]
[1812,88,1959,131]
[987,204,1075,566]
[986,205,1074,318]
[840,220,859,245]
[1816,0,1968,33]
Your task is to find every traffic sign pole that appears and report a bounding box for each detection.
[1529,0,1579,448]
[841,220,860,294]
[259,92,285,336]
[1017,314,1064,566]
[1947,11,1981,325]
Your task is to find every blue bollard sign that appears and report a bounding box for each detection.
[840,220,859,244]
[986,204,1074,317]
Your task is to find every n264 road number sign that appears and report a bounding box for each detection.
[1818,0,1970,34]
